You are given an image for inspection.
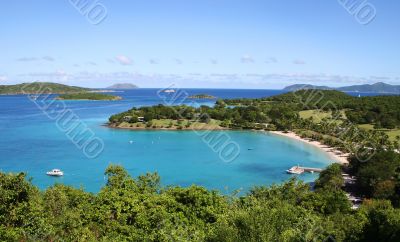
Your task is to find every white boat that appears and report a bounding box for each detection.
[286,166,304,174]
[46,169,64,177]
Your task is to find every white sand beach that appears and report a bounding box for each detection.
[269,131,350,165]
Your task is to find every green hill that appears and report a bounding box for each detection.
[56,92,122,101]
[283,84,333,91]
[188,94,216,99]
[283,82,400,93]
[107,83,138,89]
[0,82,89,95]
[266,90,355,109]
[338,82,400,93]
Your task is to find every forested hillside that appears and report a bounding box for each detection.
[0,82,89,94]
[1,164,399,241]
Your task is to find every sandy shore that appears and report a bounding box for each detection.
[269,131,349,165]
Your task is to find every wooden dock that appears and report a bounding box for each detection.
[301,167,323,173]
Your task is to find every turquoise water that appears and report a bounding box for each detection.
[0,89,335,193]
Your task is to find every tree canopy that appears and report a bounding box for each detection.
[1,165,399,241]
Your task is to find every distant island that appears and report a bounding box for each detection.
[188,94,216,99]
[283,82,400,93]
[283,84,333,92]
[106,83,138,89]
[56,93,122,101]
[0,82,89,95]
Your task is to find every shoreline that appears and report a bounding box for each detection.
[107,123,229,131]
[269,131,349,165]
[55,98,122,101]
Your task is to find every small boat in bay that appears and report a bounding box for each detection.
[46,169,64,177]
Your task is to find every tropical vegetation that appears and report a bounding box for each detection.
[56,92,122,101]
[188,94,217,99]
[1,164,399,241]
[2,89,400,240]
[0,82,89,95]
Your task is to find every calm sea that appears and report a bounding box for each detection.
[0,89,380,193]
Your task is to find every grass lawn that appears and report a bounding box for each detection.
[358,124,374,130]
[299,109,346,123]
[117,119,224,130]
[386,130,400,141]
[358,124,400,141]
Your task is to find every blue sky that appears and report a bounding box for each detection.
[0,0,399,88]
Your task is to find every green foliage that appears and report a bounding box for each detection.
[108,90,400,134]
[315,164,344,192]
[210,198,325,242]
[128,115,139,123]
[188,94,216,99]
[359,200,400,241]
[350,150,400,204]
[0,166,399,241]
[57,92,121,100]
[0,82,88,94]
[237,90,400,129]
[265,90,353,110]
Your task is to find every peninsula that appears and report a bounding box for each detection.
[0,82,89,95]
[106,83,138,89]
[56,92,122,101]
[109,90,400,163]
[108,105,226,130]
[188,94,216,99]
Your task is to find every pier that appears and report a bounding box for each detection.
[301,167,323,173]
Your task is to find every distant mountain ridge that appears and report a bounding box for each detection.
[107,83,138,89]
[283,84,333,92]
[283,82,400,93]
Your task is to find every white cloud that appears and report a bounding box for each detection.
[20,70,70,82]
[115,55,133,65]
[174,58,183,65]
[149,59,159,64]
[16,57,38,62]
[16,56,56,62]
[265,57,278,63]
[15,70,397,89]
[241,55,254,63]
[369,76,391,80]
[42,56,55,61]
[210,73,239,79]
[293,59,306,65]
[86,61,97,66]
[22,70,68,78]
[107,58,115,64]
[0,75,7,82]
